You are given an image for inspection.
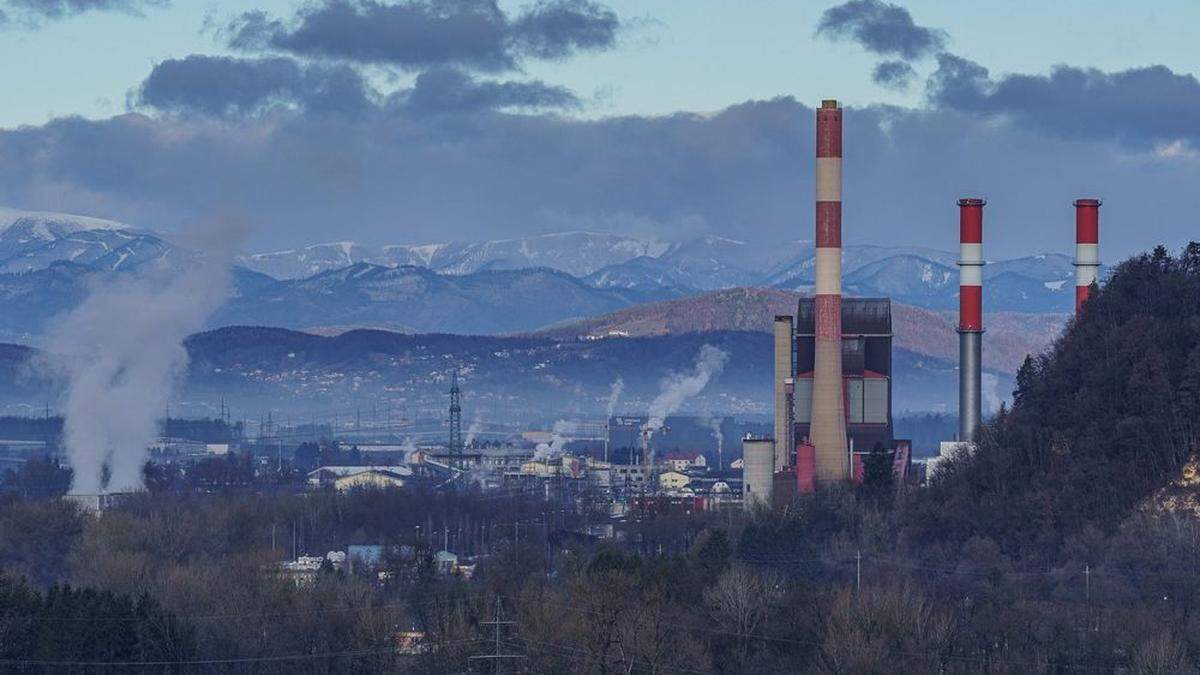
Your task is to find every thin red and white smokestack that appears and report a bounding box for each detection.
[811,100,849,480]
[1074,199,1101,318]
[957,198,985,443]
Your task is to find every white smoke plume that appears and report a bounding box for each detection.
[642,345,729,451]
[604,377,624,419]
[464,413,483,447]
[401,437,419,464]
[533,420,578,462]
[705,416,724,469]
[46,221,239,495]
[981,372,1003,415]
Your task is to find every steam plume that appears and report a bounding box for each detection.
[533,420,577,461]
[605,377,624,418]
[981,372,1002,415]
[705,416,724,469]
[641,345,729,453]
[464,412,483,447]
[47,222,238,494]
[401,437,419,464]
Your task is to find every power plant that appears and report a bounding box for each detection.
[763,100,1108,494]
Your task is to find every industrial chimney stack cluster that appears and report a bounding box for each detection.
[758,98,1104,487]
[950,197,1099,446]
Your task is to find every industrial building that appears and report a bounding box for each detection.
[741,436,774,509]
[792,297,894,452]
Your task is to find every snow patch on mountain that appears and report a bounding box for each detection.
[0,207,131,236]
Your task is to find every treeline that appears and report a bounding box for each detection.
[0,576,195,668]
[0,416,241,445]
[907,243,1200,560]
[0,488,584,671]
[6,485,1200,672]
[0,416,60,443]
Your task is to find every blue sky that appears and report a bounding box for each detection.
[1,0,1199,259]
[4,1,1198,126]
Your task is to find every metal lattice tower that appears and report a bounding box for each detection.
[448,371,463,473]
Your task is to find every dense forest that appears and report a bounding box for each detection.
[1,244,1199,672]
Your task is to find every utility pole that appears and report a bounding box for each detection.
[856,550,862,593]
[469,596,523,674]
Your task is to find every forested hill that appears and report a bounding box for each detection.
[908,243,1200,560]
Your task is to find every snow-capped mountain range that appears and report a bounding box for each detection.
[0,207,1086,346]
[235,231,1082,313]
[238,232,675,280]
[0,207,183,274]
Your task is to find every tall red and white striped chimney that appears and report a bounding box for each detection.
[811,100,849,480]
[1073,199,1101,318]
[957,198,985,443]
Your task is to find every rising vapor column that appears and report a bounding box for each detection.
[957,198,985,443]
[1074,199,1101,319]
[811,100,849,481]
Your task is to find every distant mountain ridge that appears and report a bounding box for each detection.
[0,325,988,419]
[238,232,674,280]
[0,206,1088,316]
[238,233,1085,313]
[0,206,1079,357]
[532,287,1066,374]
[211,262,662,335]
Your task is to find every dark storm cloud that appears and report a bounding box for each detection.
[872,60,915,90]
[3,0,167,22]
[927,53,1200,146]
[510,0,619,60]
[225,0,620,72]
[816,0,946,60]
[3,99,1198,260]
[136,55,375,117]
[399,67,578,115]
[135,54,577,118]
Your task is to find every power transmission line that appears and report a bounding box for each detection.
[469,595,524,674]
